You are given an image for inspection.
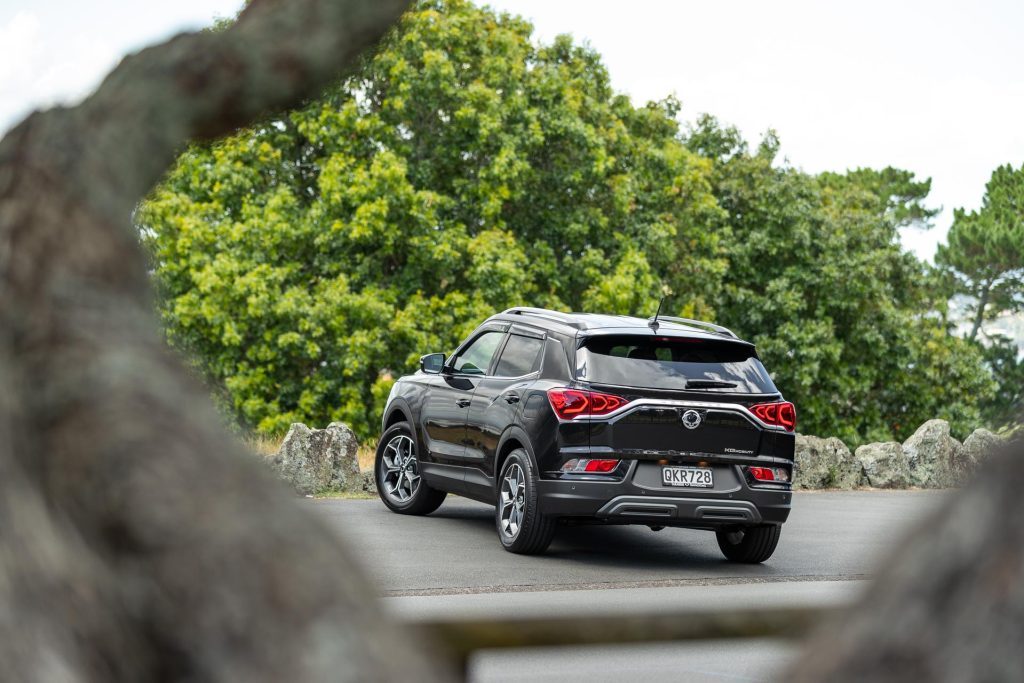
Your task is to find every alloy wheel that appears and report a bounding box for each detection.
[380,434,421,504]
[499,462,527,539]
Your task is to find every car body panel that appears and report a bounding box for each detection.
[465,375,531,467]
[419,373,475,462]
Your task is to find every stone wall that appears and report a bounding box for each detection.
[263,419,1006,494]
[793,420,1005,490]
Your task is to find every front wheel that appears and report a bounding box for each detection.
[716,524,781,563]
[375,423,446,515]
[496,449,555,554]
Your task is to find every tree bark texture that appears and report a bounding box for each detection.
[0,0,453,681]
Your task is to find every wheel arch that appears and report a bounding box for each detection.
[382,398,413,432]
[494,425,537,489]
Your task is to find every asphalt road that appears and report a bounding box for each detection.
[312,491,943,682]
[315,491,943,594]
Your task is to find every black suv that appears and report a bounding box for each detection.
[375,308,795,563]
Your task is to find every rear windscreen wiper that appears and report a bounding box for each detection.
[685,379,737,389]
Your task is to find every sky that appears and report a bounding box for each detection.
[3,0,1023,262]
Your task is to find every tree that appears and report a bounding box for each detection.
[685,117,994,444]
[140,0,724,438]
[937,163,1024,341]
[0,0,452,679]
[144,1,994,447]
[979,335,1024,427]
[936,163,1024,428]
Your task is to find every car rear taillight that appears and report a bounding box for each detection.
[547,388,629,420]
[561,458,621,473]
[750,401,797,431]
[746,466,790,483]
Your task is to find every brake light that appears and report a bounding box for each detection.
[561,458,621,473]
[750,401,797,431]
[547,388,629,420]
[746,466,790,483]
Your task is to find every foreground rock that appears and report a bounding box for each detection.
[902,419,967,488]
[793,435,863,489]
[855,442,913,488]
[269,422,361,495]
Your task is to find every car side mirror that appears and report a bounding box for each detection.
[420,353,446,374]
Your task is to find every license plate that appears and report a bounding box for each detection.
[662,466,714,488]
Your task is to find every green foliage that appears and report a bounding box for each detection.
[936,163,1024,341]
[935,163,1024,428]
[682,117,994,444]
[978,336,1024,427]
[140,0,722,437]
[141,0,996,444]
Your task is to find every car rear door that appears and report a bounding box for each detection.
[463,325,546,497]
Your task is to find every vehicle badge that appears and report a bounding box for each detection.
[681,409,703,430]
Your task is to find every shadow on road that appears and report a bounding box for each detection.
[429,500,766,574]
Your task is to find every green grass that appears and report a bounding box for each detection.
[357,442,376,472]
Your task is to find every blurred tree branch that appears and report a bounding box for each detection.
[0,0,454,680]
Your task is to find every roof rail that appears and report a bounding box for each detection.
[652,315,738,339]
[502,307,583,328]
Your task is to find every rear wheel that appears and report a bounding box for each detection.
[375,422,446,515]
[716,524,781,563]
[496,449,555,554]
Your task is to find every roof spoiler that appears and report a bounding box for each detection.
[648,315,739,339]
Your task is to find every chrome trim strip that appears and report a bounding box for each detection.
[565,398,786,432]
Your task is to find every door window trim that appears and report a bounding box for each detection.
[447,323,548,379]
[491,327,547,379]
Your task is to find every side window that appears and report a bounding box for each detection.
[452,331,504,375]
[542,337,572,380]
[494,334,544,377]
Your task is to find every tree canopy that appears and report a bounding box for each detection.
[937,163,1024,341]
[140,0,995,444]
[936,163,1024,427]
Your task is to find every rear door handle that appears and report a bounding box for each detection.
[504,393,520,404]
[456,398,471,408]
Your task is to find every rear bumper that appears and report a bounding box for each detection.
[536,462,792,528]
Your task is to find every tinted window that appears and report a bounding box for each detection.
[577,335,777,393]
[452,331,504,375]
[495,335,544,377]
[541,336,572,381]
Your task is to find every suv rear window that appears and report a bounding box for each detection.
[577,335,777,393]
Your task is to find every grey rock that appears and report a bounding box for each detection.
[269,422,361,495]
[360,470,378,495]
[963,428,1004,469]
[793,434,863,489]
[855,442,912,489]
[902,419,966,488]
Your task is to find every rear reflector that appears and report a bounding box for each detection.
[547,388,629,420]
[561,458,621,474]
[746,466,790,483]
[750,401,797,431]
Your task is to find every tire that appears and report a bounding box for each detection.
[375,422,446,516]
[496,448,555,554]
[716,524,782,563]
